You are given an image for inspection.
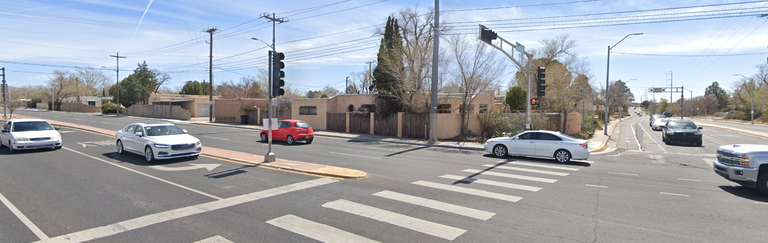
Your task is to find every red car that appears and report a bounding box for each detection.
[260,119,314,144]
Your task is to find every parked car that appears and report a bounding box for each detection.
[115,122,201,162]
[662,120,703,146]
[651,117,669,131]
[713,144,768,196]
[260,119,314,145]
[484,130,589,163]
[0,119,62,152]
[650,114,666,127]
[662,111,672,117]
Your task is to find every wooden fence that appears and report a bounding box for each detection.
[402,113,429,139]
[326,113,346,132]
[348,113,371,134]
[374,113,398,137]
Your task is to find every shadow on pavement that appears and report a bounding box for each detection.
[718,185,768,203]
[104,152,199,166]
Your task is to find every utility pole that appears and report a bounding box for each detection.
[110,53,126,116]
[366,61,374,94]
[260,13,287,162]
[669,71,673,113]
[428,0,440,144]
[1,67,6,119]
[206,28,217,123]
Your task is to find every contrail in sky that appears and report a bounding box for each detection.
[131,0,154,40]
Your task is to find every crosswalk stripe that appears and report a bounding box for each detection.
[373,190,495,220]
[438,175,541,192]
[481,164,569,176]
[322,199,467,241]
[267,214,380,243]
[412,181,523,202]
[497,161,579,171]
[194,235,234,243]
[462,169,557,183]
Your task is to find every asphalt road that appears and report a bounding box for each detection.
[1,110,767,242]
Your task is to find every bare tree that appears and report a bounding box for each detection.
[321,85,341,97]
[152,69,172,93]
[47,70,76,110]
[447,35,506,137]
[72,67,110,96]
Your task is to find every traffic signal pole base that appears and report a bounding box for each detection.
[264,152,276,162]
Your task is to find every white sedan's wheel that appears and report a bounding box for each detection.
[117,140,125,154]
[144,146,155,162]
[554,149,571,163]
[493,144,508,158]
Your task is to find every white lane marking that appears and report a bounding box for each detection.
[36,178,338,243]
[660,192,689,197]
[676,178,701,182]
[203,136,229,141]
[754,202,768,205]
[329,152,381,160]
[372,190,495,220]
[267,214,380,243]
[462,169,557,183]
[703,158,714,168]
[608,172,639,177]
[585,184,608,188]
[481,164,569,176]
[194,235,234,243]
[438,175,541,192]
[0,191,49,240]
[412,181,522,202]
[149,163,221,172]
[58,131,75,134]
[63,147,222,200]
[496,161,579,171]
[322,199,466,241]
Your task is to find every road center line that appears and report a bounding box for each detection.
[676,178,701,182]
[585,184,608,188]
[36,178,338,243]
[660,192,689,197]
[608,172,639,177]
[63,147,223,200]
[329,152,381,160]
[0,191,49,240]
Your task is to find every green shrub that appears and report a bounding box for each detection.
[101,103,123,114]
[477,108,512,139]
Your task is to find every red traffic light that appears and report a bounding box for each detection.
[531,98,540,106]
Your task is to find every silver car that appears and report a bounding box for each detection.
[484,130,590,163]
[115,122,201,162]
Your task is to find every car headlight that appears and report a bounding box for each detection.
[51,135,61,140]
[694,131,702,135]
[154,144,170,148]
[16,137,29,142]
[196,141,201,145]
[666,130,674,135]
[485,139,494,144]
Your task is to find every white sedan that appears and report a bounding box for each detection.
[115,122,201,162]
[484,130,589,163]
[651,118,669,131]
[0,119,62,152]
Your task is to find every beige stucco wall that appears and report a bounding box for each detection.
[292,98,330,130]
[330,94,376,113]
[149,93,219,117]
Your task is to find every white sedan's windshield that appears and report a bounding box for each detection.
[12,121,54,132]
[144,125,185,136]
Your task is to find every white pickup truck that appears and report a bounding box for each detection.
[713,144,768,196]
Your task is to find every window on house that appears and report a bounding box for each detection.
[437,104,451,113]
[479,104,489,113]
[299,106,317,115]
[358,104,375,113]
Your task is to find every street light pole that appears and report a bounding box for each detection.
[605,33,643,135]
[734,74,755,124]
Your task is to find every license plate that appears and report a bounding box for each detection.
[305,136,310,139]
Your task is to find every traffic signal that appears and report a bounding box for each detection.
[478,24,497,44]
[531,97,540,106]
[272,51,285,97]
[536,66,546,97]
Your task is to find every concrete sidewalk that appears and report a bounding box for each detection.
[2,115,368,179]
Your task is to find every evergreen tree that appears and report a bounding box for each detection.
[373,16,405,116]
[704,81,729,111]
[504,86,526,111]
[180,81,205,95]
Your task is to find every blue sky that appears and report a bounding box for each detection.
[1,0,767,103]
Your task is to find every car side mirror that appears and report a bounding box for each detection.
[698,127,703,130]
[134,132,143,137]
[0,129,6,133]
[182,129,188,134]
[54,127,60,130]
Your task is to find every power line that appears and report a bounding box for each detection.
[612,52,767,57]
[441,0,600,13]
